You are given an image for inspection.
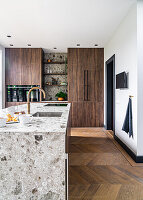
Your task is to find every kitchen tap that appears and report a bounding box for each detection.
[27,87,46,114]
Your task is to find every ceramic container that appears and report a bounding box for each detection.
[19,114,33,125]
[0,118,7,128]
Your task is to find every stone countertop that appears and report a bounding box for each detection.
[37,101,68,103]
[0,103,70,134]
[0,102,70,199]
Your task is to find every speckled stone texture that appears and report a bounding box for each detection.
[0,103,70,200]
[43,53,67,101]
[0,132,65,200]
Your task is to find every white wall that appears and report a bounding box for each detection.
[0,44,5,109]
[137,0,143,156]
[104,4,137,154]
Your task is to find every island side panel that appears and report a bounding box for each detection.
[0,132,65,200]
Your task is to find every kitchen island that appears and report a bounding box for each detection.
[0,103,70,200]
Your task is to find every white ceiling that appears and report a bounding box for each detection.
[0,0,135,52]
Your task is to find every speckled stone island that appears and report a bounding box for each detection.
[0,103,70,200]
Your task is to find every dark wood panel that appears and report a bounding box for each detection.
[68,48,78,102]
[78,48,96,70]
[31,48,43,85]
[95,48,104,102]
[5,49,22,85]
[5,102,26,107]
[68,48,104,127]
[5,48,43,85]
[68,48,104,102]
[70,102,104,127]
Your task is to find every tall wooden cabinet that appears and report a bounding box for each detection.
[68,48,104,127]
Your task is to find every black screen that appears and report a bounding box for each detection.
[116,72,127,89]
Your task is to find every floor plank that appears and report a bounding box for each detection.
[69,143,120,153]
[68,128,143,200]
[69,153,130,166]
[106,130,143,167]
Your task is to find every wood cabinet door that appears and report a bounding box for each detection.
[5,49,22,85]
[83,49,104,102]
[68,48,104,103]
[70,102,104,127]
[94,48,104,102]
[31,49,42,85]
[87,70,104,102]
[21,48,42,85]
[78,48,96,70]
[5,48,42,85]
[68,48,86,102]
[21,49,31,85]
[68,48,79,101]
[68,48,104,127]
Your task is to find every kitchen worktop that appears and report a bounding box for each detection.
[0,103,70,200]
[0,102,70,133]
[37,101,68,103]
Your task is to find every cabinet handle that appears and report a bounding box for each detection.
[84,70,86,101]
[87,70,88,101]
[84,70,88,101]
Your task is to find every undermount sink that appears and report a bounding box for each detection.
[44,104,68,107]
[32,112,62,117]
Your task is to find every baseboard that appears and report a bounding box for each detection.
[114,135,143,163]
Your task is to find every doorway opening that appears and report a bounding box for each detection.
[106,55,115,133]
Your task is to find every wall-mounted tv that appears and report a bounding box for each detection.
[116,72,128,89]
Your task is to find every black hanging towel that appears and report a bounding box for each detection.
[122,97,133,137]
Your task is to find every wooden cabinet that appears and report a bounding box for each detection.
[68,48,104,127]
[71,102,104,127]
[5,48,43,85]
[5,48,43,107]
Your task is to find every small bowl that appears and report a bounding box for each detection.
[19,115,33,125]
[0,118,7,128]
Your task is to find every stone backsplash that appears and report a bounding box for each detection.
[43,53,67,101]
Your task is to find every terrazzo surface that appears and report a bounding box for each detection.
[43,53,67,101]
[0,103,70,200]
[0,103,70,133]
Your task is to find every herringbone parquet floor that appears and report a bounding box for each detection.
[68,128,143,200]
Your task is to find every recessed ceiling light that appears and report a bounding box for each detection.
[53,47,57,50]
[77,44,80,46]
[28,44,31,46]
[10,44,13,46]
[7,35,11,38]
[94,44,98,46]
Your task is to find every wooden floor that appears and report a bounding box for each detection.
[68,128,143,200]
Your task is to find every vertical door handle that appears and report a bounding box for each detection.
[84,70,88,101]
[86,70,88,101]
[84,70,86,101]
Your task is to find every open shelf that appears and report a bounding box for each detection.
[46,84,67,86]
[44,73,67,75]
[44,61,66,64]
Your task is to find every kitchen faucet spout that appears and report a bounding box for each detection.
[27,87,46,114]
